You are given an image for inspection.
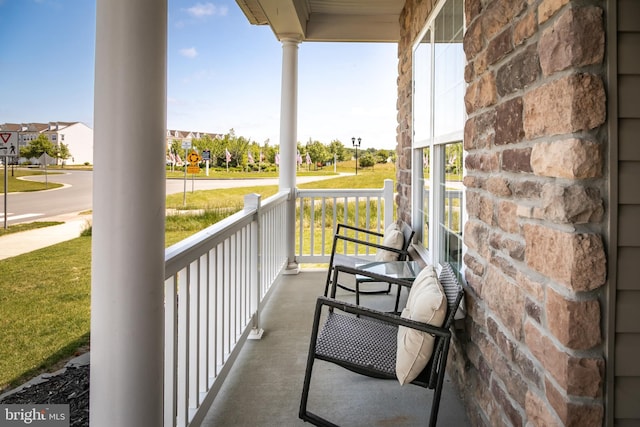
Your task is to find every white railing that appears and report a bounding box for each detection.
[161,179,396,426]
[295,179,395,263]
[163,190,290,427]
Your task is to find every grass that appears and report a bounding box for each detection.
[0,221,64,237]
[166,168,337,179]
[0,237,92,391]
[165,206,246,246]
[166,185,279,210]
[0,169,63,193]
[0,161,396,392]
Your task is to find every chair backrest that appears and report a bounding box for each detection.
[398,221,415,260]
[437,263,464,329]
[412,262,463,389]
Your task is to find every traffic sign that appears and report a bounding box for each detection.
[181,140,192,149]
[0,131,18,157]
[187,165,200,174]
[187,150,202,165]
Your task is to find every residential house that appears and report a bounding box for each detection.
[0,121,93,165]
[166,129,222,150]
[45,122,94,165]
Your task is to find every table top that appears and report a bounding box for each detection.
[354,260,423,281]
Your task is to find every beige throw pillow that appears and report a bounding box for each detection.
[375,222,404,262]
[396,265,447,385]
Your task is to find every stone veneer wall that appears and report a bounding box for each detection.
[396,0,608,425]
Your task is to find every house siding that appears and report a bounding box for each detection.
[397,0,611,425]
[614,0,640,422]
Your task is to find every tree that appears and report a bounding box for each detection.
[445,142,463,176]
[169,139,182,156]
[192,134,215,154]
[192,134,220,164]
[54,142,72,167]
[305,139,330,165]
[375,149,393,164]
[227,134,250,168]
[21,134,56,162]
[328,139,348,161]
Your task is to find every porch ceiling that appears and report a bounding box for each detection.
[235,0,404,42]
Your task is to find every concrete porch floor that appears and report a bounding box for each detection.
[201,269,471,427]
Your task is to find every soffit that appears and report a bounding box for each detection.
[235,0,404,42]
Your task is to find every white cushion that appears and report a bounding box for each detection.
[375,222,404,261]
[396,265,447,385]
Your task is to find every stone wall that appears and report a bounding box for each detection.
[396,0,608,425]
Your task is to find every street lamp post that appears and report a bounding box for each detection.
[352,137,361,175]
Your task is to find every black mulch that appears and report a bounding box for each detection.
[0,365,89,427]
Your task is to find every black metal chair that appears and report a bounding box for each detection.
[323,221,415,298]
[300,263,464,427]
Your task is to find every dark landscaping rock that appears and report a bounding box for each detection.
[0,366,89,427]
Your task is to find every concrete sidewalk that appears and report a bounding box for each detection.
[0,213,90,260]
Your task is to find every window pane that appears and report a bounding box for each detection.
[413,30,431,148]
[411,0,465,269]
[439,141,463,271]
[433,0,465,142]
[422,147,430,248]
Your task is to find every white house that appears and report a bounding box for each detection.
[45,121,94,165]
[0,121,94,165]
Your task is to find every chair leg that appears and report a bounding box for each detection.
[323,266,333,297]
[428,339,451,427]
[299,351,316,421]
[394,284,402,313]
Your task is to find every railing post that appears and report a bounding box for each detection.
[244,193,264,340]
[383,179,394,229]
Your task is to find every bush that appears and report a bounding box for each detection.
[359,154,376,168]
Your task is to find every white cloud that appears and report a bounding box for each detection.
[179,47,198,59]
[185,3,228,18]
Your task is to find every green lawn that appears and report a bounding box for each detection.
[0,237,92,391]
[0,222,64,237]
[0,169,63,193]
[0,161,396,392]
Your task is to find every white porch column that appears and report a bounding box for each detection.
[279,35,301,274]
[91,0,167,426]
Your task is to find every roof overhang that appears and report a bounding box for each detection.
[236,0,403,42]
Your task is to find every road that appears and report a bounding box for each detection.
[1,170,341,225]
[2,170,93,225]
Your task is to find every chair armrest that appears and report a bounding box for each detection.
[330,264,413,298]
[332,234,409,256]
[316,296,451,339]
[336,223,385,239]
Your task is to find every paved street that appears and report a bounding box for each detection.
[1,170,343,225]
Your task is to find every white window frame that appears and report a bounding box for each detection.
[411,0,466,270]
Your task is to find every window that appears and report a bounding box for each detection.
[412,0,465,273]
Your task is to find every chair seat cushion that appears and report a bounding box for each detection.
[332,253,370,268]
[316,312,398,378]
[396,265,447,385]
[375,221,404,262]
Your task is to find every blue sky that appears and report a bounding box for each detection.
[0,0,399,149]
